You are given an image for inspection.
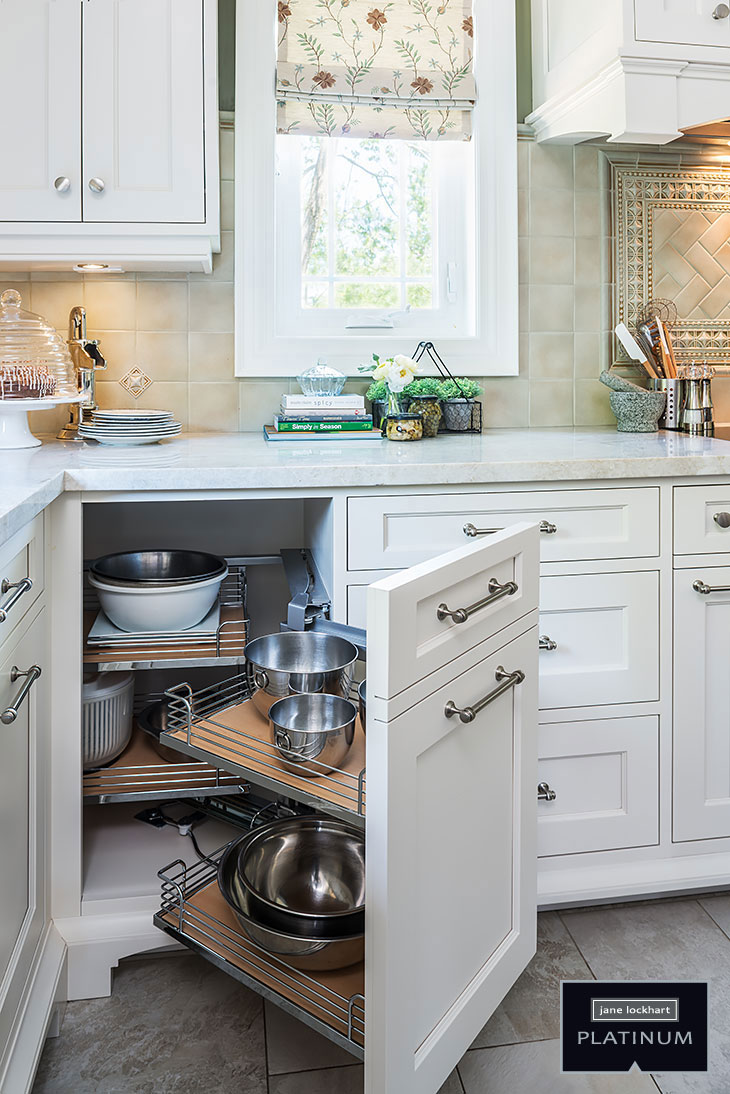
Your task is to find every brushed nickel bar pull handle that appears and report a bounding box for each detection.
[437,578,518,624]
[538,782,557,801]
[714,512,730,528]
[463,520,557,537]
[1,665,41,725]
[539,635,558,651]
[0,578,32,623]
[444,666,525,724]
[693,579,730,595]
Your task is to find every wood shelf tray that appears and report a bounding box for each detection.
[155,873,364,1056]
[83,726,244,804]
[82,606,248,668]
[162,698,366,824]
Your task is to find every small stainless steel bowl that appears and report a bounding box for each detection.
[269,693,356,778]
[245,631,358,717]
[358,679,366,735]
[136,700,194,765]
[237,816,365,938]
[90,550,227,587]
[217,836,364,971]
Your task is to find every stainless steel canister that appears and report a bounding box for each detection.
[651,378,683,430]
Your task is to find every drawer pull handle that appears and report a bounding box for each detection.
[463,520,557,538]
[538,782,557,802]
[444,666,525,724]
[0,577,33,623]
[539,635,558,651]
[714,512,730,528]
[1,665,41,725]
[437,577,518,624]
[693,579,730,595]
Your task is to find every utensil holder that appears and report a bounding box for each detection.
[651,378,683,430]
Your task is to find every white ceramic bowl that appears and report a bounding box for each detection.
[88,569,227,633]
[82,672,134,770]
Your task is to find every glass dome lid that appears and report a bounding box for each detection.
[0,289,76,401]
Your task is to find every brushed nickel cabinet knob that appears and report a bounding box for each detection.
[714,512,730,528]
[88,177,106,193]
[713,3,730,18]
[54,176,71,193]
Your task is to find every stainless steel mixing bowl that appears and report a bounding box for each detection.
[244,631,358,717]
[217,833,364,971]
[136,700,195,765]
[269,693,356,778]
[358,679,366,735]
[90,550,227,586]
[238,816,365,937]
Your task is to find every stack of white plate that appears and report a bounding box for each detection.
[79,408,182,446]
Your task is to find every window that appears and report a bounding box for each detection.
[235,0,518,377]
[275,134,472,336]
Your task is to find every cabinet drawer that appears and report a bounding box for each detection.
[0,515,44,647]
[635,1,730,48]
[538,571,659,710]
[537,716,659,857]
[674,485,730,556]
[348,488,659,571]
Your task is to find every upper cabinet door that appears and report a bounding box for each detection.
[365,524,539,1093]
[635,0,730,47]
[82,0,206,223]
[0,0,81,222]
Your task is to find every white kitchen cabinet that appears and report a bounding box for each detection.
[152,523,540,1094]
[537,716,659,857]
[538,570,660,710]
[82,0,205,224]
[529,0,730,143]
[0,608,49,1082]
[0,0,81,222]
[673,567,730,842]
[0,0,218,271]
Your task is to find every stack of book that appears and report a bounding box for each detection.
[263,394,383,442]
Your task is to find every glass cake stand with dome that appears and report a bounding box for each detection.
[0,289,83,449]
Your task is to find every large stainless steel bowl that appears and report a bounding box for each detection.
[244,632,358,717]
[136,700,194,765]
[358,679,366,736]
[269,693,356,778]
[238,816,365,938]
[217,834,364,971]
[90,550,227,587]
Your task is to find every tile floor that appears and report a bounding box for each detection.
[32,893,730,1093]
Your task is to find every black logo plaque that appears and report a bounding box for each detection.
[561,981,708,1074]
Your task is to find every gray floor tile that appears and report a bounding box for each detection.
[471,911,593,1049]
[269,1065,462,1093]
[698,894,730,940]
[562,900,729,1094]
[264,1001,357,1074]
[32,954,267,1094]
[459,1039,658,1093]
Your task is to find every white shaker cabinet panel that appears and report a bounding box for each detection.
[537,717,659,857]
[0,610,48,1074]
[674,485,730,556]
[82,0,206,223]
[347,488,659,571]
[635,0,730,47]
[674,568,730,842]
[0,0,81,222]
[538,571,660,710]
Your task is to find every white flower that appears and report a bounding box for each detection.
[393,354,419,373]
[372,358,392,380]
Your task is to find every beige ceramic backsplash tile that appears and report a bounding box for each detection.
[24,124,730,434]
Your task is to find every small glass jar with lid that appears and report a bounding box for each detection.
[407,395,442,437]
[384,412,423,442]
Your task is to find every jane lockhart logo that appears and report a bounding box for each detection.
[561,982,708,1074]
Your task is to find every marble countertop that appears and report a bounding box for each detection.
[2,427,730,546]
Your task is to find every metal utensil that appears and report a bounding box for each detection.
[217,837,364,971]
[244,632,358,717]
[269,693,356,778]
[237,816,365,938]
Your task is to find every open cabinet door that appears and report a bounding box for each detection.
[365,524,539,1094]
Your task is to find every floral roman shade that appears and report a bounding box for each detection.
[276,0,475,141]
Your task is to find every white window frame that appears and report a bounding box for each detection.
[234,0,518,378]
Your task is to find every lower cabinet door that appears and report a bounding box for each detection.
[365,523,539,1094]
[673,568,730,842]
[537,717,659,857]
[538,571,659,710]
[0,610,47,1070]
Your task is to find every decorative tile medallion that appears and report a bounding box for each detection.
[614,163,730,364]
[119,366,153,399]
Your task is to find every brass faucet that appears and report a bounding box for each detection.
[57,306,107,441]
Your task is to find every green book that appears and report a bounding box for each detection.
[273,418,374,432]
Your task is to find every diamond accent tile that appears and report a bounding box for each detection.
[119,367,153,399]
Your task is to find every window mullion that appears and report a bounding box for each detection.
[327,141,337,309]
[398,144,408,311]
